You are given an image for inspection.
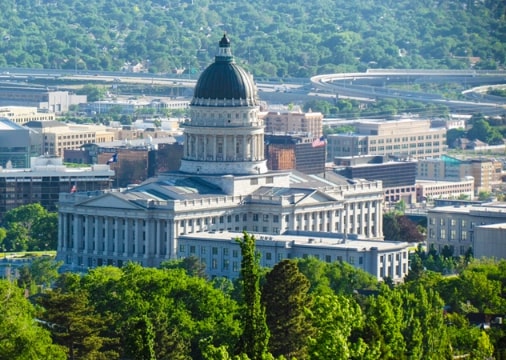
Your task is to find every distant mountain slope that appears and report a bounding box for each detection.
[0,0,504,77]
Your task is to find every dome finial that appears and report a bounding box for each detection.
[219,33,231,48]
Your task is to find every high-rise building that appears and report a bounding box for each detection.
[57,35,410,281]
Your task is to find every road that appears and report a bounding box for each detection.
[311,69,506,116]
[1,67,505,115]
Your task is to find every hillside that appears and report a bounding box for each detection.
[0,0,504,78]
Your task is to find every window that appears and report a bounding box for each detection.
[253,214,259,222]
[265,252,272,261]
[273,215,279,223]
[223,248,229,256]
[190,246,196,254]
[233,249,238,258]
[263,214,269,222]
[179,245,185,252]
[212,247,218,255]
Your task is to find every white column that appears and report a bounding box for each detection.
[114,217,119,255]
[155,220,161,256]
[123,219,129,256]
[144,219,151,259]
[134,219,140,258]
[59,213,65,251]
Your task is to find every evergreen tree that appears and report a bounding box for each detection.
[236,232,270,360]
[262,259,314,359]
[35,288,119,360]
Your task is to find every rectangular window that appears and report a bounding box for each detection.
[212,247,218,255]
[265,252,272,260]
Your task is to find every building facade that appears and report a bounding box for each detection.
[178,231,410,281]
[25,121,115,157]
[57,35,391,280]
[265,134,326,174]
[333,155,417,204]
[0,84,86,113]
[327,119,447,161]
[0,106,55,125]
[417,155,503,195]
[263,110,323,138]
[0,156,113,223]
[0,119,38,168]
[426,202,506,258]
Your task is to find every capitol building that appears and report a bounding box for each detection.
[57,35,410,281]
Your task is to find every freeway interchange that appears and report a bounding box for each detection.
[1,67,505,116]
[311,69,506,116]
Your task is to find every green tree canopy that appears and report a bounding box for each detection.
[0,280,66,359]
[261,259,314,359]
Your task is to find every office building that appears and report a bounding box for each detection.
[263,110,323,138]
[265,134,326,174]
[0,106,55,125]
[426,202,506,258]
[418,155,503,195]
[326,119,447,160]
[0,118,39,169]
[333,155,417,204]
[0,156,113,223]
[57,35,393,280]
[0,83,86,113]
[179,231,410,281]
[25,121,114,157]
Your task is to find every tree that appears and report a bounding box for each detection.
[76,84,107,102]
[261,259,314,359]
[235,232,270,360]
[29,256,62,288]
[383,212,424,242]
[446,128,466,147]
[0,280,66,359]
[30,212,58,250]
[161,255,208,279]
[36,288,119,360]
[3,203,46,231]
[308,294,366,359]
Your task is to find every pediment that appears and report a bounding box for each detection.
[77,193,142,210]
[294,190,340,205]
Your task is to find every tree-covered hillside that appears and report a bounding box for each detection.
[0,0,504,77]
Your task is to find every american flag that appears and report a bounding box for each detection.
[106,153,118,165]
[312,136,326,148]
